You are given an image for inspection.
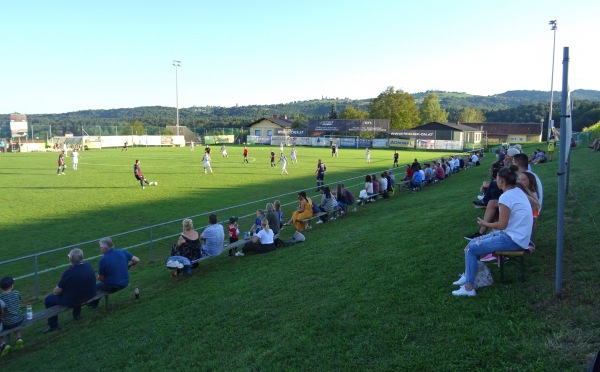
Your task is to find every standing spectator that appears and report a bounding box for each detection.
[89,238,139,307]
[0,139,5,154]
[200,214,224,257]
[243,146,249,163]
[133,159,157,189]
[0,277,25,356]
[315,159,326,191]
[43,248,96,333]
[57,151,66,175]
[71,148,80,170]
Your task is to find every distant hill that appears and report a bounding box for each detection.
[2,89,599,138]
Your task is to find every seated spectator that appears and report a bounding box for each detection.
[317,186,337,223]
[590,138,600,152]
[371,174,380,195]
[402,164,414,181]
[236,218,275,256]
[379,172,389,198]
[43,249,96,333]
[273,200,283,228]
[247,209,265,235]
[423,163,434,183]
[453,166,534,297]
[433,162,445,181]
[471,152,480,166]
[89,237,139,305]
[170,218,201,262]
[410,168,423,190]
[200,214,225,258]
[340,183,355,210]
[284,191,313,231]
[387,170,396,188]
[265,203,280,236]
[411,158,421,172]
[335,183,348,213]
[0,277,25,356]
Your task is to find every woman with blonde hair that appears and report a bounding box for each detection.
[169,219,201,276]
[236,218,276,256]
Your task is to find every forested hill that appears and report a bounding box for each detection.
[2,89,599,137]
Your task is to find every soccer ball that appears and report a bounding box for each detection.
[153,182,158,186]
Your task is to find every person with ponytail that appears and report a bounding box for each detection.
[236,218,276,256]
[453,165,533,297]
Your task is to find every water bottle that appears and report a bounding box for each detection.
[26,304,33,320]
[134,286,140,299]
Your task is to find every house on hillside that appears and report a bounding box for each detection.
[460,122,543,143]
[247,115,295,137]
[394,121,484,150]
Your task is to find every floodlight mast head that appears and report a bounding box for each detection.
[173,60,181,67]
[549,20,557,30]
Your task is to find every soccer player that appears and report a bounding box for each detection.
[243,146,249,163]
[204,145,211,154]
[190,141,194,151]
[57,151,66,175]
[71,149,80,170]
[366,148,371,163]
[290,147,298,163]
[278,152,289,175]
[133,159,157,189]
[331,143,337,157]
[122,141,128,152]
[393,150,399,167]
[270,150,276,168]
[279,142,284,153]
[221,145,228,158]
[203,151,213,174]
[315,159,326,191]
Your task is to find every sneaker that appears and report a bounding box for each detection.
[0,343,10,357]
[472,200,486,208]
[142,186,145,189]
[464,232,482,240]
[477,194,484,200]
[452,274,467,286]
[316,220,323,224]
[14,338,23,351]
[452,285,476,297]
[62,172,66,175]
[480,253,496,262]
[42,326,58,334]
[235,251,245,257]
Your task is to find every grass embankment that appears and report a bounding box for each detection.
[1,145,599,369]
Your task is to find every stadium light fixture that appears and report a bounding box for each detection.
[547,20,557,142]
[173,60,181,136]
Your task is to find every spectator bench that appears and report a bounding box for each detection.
[0,290,110,338]
[494,249,530,284]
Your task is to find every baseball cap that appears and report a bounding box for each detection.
[229,216,238,223]
[507,148,520,157]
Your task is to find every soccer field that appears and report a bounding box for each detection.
[0,145,456,261]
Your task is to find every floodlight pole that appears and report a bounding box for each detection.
[173,60,181,136]
[547,20,557,141]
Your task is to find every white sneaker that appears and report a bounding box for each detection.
[316,220,323,224]
[235,251,245,257]
[452,274,467,286]
[142,187,145,189]
[452,285,476,297]
[477,194,484,201]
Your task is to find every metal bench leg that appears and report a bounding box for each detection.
[519,255,526,283]
[104,294,109,310]
[498,255,506,284]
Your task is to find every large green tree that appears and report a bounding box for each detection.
[458,107,486,123]
[419,93,448,124]
[328,103,338,119]
[368,86,419,129]
[339,106,368,120]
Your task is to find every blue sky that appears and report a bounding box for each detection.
[2,0,599,114]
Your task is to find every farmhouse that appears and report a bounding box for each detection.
[459,122,543,143]
[248,115,294,137]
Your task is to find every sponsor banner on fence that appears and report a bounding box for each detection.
[290,137,311,146]
[357,138,372,148]
[204,135,234,144]
[308,119,390,135]
[372,139,388,148]
[247,136,271,145]
[417,140,462,150]
[270,136,287,145]
[339,138,356,148]
[389,138,415,148]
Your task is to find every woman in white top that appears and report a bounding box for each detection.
[236,218,275,256]
[453,165,533,297]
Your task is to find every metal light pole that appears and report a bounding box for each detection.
[173,60,181,136]
[547,20,557,141]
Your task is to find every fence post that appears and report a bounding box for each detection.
[34,254,39,300]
